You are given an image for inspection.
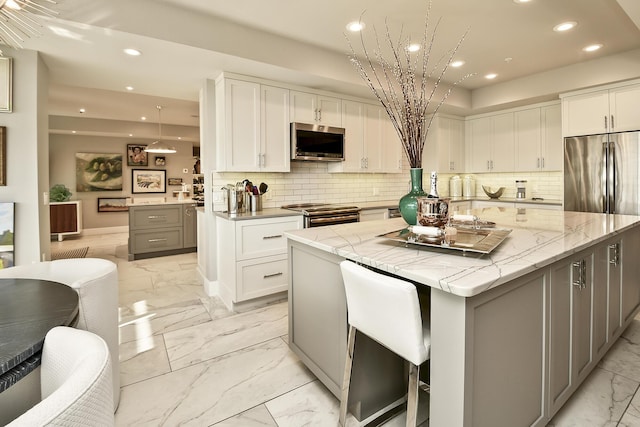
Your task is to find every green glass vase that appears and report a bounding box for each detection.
[399,168,428,225]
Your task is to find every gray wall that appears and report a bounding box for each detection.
[49,133,196,229]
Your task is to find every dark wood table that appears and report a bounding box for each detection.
[0,278,79,392]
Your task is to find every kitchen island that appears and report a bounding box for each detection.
[285,208,640,426]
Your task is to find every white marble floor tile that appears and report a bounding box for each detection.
[119,334,171,387]
[548,366,638,426]
[119,298,212,344]
[200,295,236,321]
[265,380,353,427]
[212,405,277,427]
[114,338,314,426]
[164,301,288,370]
[619,388,640,427]
[599,325,640,383]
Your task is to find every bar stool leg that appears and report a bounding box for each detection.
[406,363,420,427]
[339,325,357,427]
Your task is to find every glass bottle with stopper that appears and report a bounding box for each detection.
[428,171,439,198]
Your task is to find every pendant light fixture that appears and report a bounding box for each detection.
[0,0,60,55]
[145,105,176,154]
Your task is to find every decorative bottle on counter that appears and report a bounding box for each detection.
[428,171,439,198]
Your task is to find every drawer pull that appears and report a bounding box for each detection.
[263,272,283,279]
[263,234,283,240]
[148,238,168,243]
[147,215,167,219]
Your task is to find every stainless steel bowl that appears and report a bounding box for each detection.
[482,185,505,199]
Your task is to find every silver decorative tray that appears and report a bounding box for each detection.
[378,226,512,254]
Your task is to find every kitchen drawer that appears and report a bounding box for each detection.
[130,227,183,254]
[130,205,182,229]
[236,255,289,301]
[236,217,302,260]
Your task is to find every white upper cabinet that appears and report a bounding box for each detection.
[561,81,640,137]
[514,103,562,172]
[422,115,465,173]
[466,112,515,173]
[216,77,290,172]
[289,91,342,127]
[541,103,563,171]
[328,101,402,173]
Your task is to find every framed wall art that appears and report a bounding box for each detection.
[0,202,14,268]
[97,197,128,212]
[75,153,123,192]
[167,177,183,186]
[0,57,12,113]
[0,126,5,186]
[127,144,148,166]
[132,169,166,194]
[154,156,166,166]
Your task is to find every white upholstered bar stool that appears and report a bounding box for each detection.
[7,326,114,426]
[0,258,120,409]
[338,260,431,427]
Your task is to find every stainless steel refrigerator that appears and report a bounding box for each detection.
[564,131,640,214]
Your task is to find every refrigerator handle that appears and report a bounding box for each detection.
[609,140,615,214]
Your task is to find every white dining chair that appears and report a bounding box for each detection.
[6,326,114,426]
[0,258,121,408]
[338,260,431,427]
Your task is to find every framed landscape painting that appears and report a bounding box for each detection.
[0,202,14,268]
[97,197,128,212]
[167,177,183,186]
[132,169,166,194]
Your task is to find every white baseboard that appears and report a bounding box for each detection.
[82,226,129,235]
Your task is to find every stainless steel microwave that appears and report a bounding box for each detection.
[290,122,345,162]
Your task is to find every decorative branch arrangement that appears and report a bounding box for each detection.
[347,1,471,168]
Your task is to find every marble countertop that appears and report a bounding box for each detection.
[284,207,640,298]
[215,208,303,221]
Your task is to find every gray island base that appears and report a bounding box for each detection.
[285,207,640,426]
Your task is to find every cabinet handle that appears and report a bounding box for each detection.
[487,160,490,170]
[611,115,614,130]
[147,215,167,219]
[604,115,608,131]
[365,158,368,168]
[490,160,494,170]
[263,234,283,240]
[572,260,586,289]
[263,272,283,279]
[148,238,167,243]
[542,157,545,168]
[537,158,540,168]
[609,243,620,266]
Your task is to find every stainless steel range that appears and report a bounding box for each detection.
[282,203,360,228]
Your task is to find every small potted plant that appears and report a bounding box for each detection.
[49,184,72,202]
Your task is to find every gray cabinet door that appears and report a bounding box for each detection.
[548,250,594,414]
[622,226,640,324]
[183,204,197,248]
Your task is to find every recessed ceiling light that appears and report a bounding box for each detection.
[513,0,532,3]
[485,73,498,79]
[583,44,603,52]
[124,48,142,56]
[125,86,134,91]
[407,43,421,52]
[129,134,133,137]
[141,116,147,121]
[553,21,577,32]
[71,130,76,134]
[79,108,85,113]
[450,60,465,68]
[346,21,365,32]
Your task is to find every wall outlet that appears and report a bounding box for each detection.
[372,187,379,196]
[43,192,49,205]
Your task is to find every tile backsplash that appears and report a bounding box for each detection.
[211,162,563,209]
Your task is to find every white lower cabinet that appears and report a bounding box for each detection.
[359,208,388,222]
[218,215,303,309]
